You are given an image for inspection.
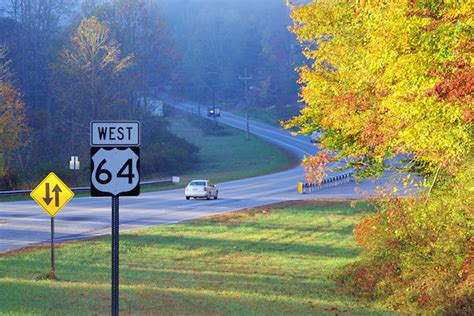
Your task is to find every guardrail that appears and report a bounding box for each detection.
[297,172,354,194]
[0,177,179,197]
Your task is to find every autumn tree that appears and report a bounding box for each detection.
[53,16,133,153]
[0,46,28,188]
[286,0,472,181]
[287,0,472,312]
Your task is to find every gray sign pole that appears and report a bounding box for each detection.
[111,196,119,316]
[51,217,55,274]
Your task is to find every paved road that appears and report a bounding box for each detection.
[0,103,397,253]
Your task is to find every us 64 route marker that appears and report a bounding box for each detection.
[30,172,75,276]
[90,120,140,316]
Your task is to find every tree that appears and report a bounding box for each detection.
[0,45,12,82]
[286,0,473,312]
[53,16,133,153]
[97,0,179,98]
[0,0,74,112]
[286,0,472,183]
[0,49,28,188]
[158,0,300,105]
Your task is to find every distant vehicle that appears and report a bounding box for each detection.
[310,130,323,143]
[185,180,218,200]
[207,106,220,117]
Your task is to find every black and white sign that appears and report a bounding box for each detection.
[91,121,140,147]
[90,147,140,196]
[89,120,140,313]
[90,120,140,196]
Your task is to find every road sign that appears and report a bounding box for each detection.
[69,156,80,170]
[90,120,140,315]
[30,172,75,217]
[90,147,140,196]
[90,121,140,147]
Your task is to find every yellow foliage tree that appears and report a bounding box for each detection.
[56,16,133,121]
[285,0,473,182]
[53,16,134,154]
[286,1,473,312]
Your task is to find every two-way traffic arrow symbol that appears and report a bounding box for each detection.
[53,185,62,207]
[43,183,62,207]
[43,183,53,205]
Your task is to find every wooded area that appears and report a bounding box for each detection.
[0,0,299,189]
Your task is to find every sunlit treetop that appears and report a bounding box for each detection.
[285,0,473,182]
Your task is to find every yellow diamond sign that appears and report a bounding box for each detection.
[30,172,75,217]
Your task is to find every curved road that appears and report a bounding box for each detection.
[0,103,392,253]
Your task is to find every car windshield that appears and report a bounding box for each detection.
[189,181,206,186]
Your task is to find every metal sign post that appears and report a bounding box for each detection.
[30,172,75,278]
[90,121,140,316]
[111,196,119,316]
[51,217,55,273]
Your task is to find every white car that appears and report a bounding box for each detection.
[185,180,218,200]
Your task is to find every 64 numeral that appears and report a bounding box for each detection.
[96,159,135,184]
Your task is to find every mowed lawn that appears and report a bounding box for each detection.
[0,201,397,315]
[168,115,297,184]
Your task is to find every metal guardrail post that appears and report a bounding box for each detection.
[297,172,354,194]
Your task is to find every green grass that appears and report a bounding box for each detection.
[169,115,298,184]
[0,201,397,315]
[235,108,281,127]
[233,105,301,128]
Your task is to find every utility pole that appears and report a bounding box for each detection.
[239,69,252,140]
[239,68,252,96]
[212,86,216,121]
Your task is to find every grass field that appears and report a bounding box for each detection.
[0,201,397,315]
[168,114,298,184]
[233,105,301,128]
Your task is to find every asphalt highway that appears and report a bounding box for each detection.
[0,103,399,253]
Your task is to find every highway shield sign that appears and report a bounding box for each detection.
[30,172,75,217]
[90,147,140,196]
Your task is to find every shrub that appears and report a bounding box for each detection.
[140,116,199,177]
[337,162,473,314]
